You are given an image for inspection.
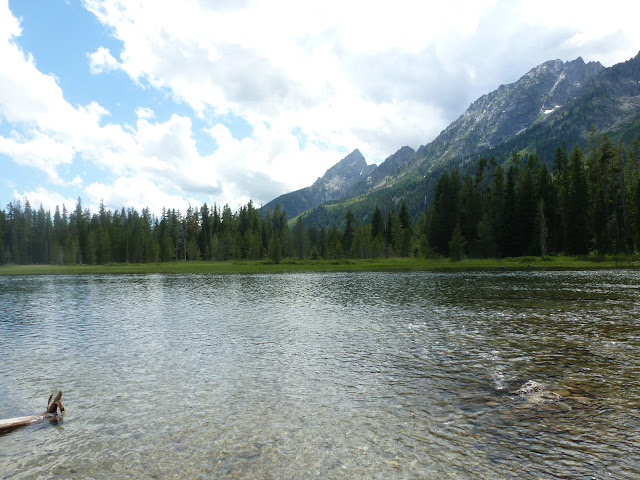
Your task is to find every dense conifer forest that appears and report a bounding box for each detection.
[2,132,640,265]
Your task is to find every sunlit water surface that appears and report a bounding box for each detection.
[1,271,639,479]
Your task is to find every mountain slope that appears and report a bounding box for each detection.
[344,146,415,197]
[296,52,640,228]
[260,149,376,218]
[479,50,640,161]
[412,56,604,170]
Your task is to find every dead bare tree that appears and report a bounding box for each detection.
[0,391,64,433]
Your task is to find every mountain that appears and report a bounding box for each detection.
[344,146,415,197]
[411,56,605,170]
[270,52,640,228]
[260,149,376,218]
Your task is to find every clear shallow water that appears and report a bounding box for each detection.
[1,271,639,479]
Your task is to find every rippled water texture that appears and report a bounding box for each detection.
[1,271,639,478]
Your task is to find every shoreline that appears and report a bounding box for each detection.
[1,256,639,275]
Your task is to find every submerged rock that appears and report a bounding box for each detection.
[510,380,545,395]
[508,380,598,410]
[570,396,593,405]
[552,389,571,397]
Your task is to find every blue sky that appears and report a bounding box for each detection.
[2,0,640,215]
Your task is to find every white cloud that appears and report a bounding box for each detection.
[12,186,77,214]
[83,0,477,161]
[205,122,339,207]
[3,0,640,216]
[0,0,21,39]
[515,0,640,66]
[85,176,193,214]
[135,106,154,119]
[0,132,75,184]
[88,46,120,74]
[0,5,210,213]
[0,3,222,213]
[80,0,640,173]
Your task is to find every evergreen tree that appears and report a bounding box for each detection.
[567,146,590,254]
[458,171,481,255]
[429,170,460,255]
[268,233,282,264]
[0,209,6,264]
[502,164,519,257]
[516,154,539,255]
[533,199,548,257]
[415,212,430,257]
[294,216,306,260]
[448,222,466,261]
[371,206,384,240]
[342,209,355,256]
[6,135,640,265]
[398,200,411,231]
[553,144,570,252]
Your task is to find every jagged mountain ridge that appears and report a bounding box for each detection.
[263,52,640,228]
[344,146,416,198]
[411,56,605,170]
[260,149,376,218]
[468,50,640,162]
[540,51,640,140]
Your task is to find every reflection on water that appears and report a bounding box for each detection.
[1,271,639,478]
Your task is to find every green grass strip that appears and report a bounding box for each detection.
[1,255,639,276]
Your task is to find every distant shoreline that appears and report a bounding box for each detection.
[1,256,639,276]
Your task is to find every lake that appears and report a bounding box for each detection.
[1,271,639,478]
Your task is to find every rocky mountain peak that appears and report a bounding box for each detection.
[345,146,416,197]
[316,149,367,185]
[259,149,375,218]
[413,55,605,168]
[313,149,375,192]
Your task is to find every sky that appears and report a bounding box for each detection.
[1,0,640,216]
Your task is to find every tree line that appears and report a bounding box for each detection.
[1,131,639,265]
[0,192,419,264]
[427,132,640,259]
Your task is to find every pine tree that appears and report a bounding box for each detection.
[268,233,281,264]
[294,216,306,260]
[342,209,355,256]
[567,146,590,254]
[429,170,460,255]
[448,222,466,261]
[553,144,570,252]
[371,206,384,240]
[398,200,411,231]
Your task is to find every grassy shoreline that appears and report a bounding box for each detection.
[1,255,639,275]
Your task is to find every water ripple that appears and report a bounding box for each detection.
[1,271,639,478]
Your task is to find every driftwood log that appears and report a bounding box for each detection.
[0,391,64,433]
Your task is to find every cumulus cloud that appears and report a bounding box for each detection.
[0,133,75,184]
[11,186,77,214]
[135,106,154,119]
[0,3,221,212]
[81,0,640,163]
[85,176,195,214]
[3,0,640,215]
[205,122,338,207]
[82,0,457,158]
[88,46,120,74]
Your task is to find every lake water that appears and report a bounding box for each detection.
[1,271,639,479]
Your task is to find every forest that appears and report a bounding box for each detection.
[1,131,640,265]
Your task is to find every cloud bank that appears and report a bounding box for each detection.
[1,0,640,214]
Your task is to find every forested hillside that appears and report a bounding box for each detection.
[295,52,640,230]
[429,132,640,258]
[2,132,639,265]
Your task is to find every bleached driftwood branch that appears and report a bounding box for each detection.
[0,391,64,433]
